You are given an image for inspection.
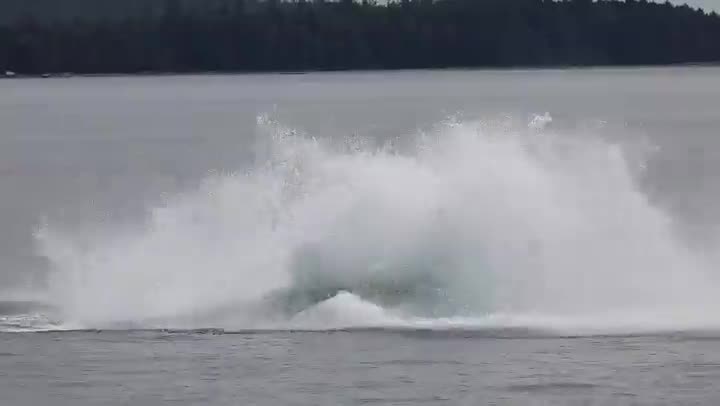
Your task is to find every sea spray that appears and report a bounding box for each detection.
[33,114,719,332]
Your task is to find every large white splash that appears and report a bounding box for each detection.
[33,114,720,333]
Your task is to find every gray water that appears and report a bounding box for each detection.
[2,67,720,404]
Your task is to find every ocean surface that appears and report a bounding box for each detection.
[2,67,720,404]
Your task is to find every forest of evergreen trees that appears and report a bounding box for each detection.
[1,0,719,75]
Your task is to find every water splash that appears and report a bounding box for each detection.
[30,114,720,333]
[528,112,553,130]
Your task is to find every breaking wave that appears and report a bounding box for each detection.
[25,114,720,335]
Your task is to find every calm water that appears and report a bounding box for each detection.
[2,68,720,404]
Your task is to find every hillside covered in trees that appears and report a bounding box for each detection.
[1,0,719,74]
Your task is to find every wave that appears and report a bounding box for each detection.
[23,113,720,335]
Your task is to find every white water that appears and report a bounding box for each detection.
[30,114,720,334]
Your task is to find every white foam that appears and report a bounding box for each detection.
[289,292,404,329]
[0,313,66,333]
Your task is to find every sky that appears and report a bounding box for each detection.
[674,0,718,11]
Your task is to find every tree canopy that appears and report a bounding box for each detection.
[1,0,719,74]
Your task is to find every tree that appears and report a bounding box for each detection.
[0,0,718,74]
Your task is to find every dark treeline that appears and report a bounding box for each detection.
[1,0,720,74]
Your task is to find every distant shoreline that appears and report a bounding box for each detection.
[4,62,720,80]
[2,0,719,76]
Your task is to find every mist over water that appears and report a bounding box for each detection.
[30,113,720,334]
